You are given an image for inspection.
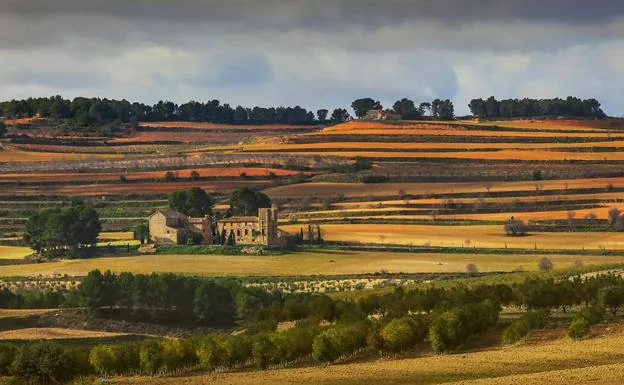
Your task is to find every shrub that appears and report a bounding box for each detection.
[362,175,390,184]
[502,309,550,345]
[138,339,162,375]
[567,305,605,340]
[429,300,499,353]
[190,170,200,181]
[312,323,369,363]
[538,257,554,272]
[352,157,373,172]
[568,317,591,339]
[379,316,428,353]
[0,344,17,376]
[11,342,77,385]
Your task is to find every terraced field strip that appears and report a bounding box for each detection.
[0,246,31,259]
[462,118,624,131]
[0,309,54,319]
[281,223,624,250]
[242,140,624,151]
[319,128,624,138]
[0,328,127,340]
[0,180,269,196]
[0,251,623,277]
[111,324,624,385]
[0,145,123,162]
[0,167,305,183]
[138,122,321,130]
[262,150,624,161]
[265,178,624,198]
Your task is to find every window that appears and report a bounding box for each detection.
[237,229,241,237]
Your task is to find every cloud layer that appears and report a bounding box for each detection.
[1,0,623,115]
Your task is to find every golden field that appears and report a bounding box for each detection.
[111,324,624,385]
[281,224,624,250]
[0,249,622,277]
[0,328,127,340]
[0,246,31,259]
[0,309,54,318]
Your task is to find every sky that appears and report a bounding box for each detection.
[0,0,623,116]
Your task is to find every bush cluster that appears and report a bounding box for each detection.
[502,309,550,345]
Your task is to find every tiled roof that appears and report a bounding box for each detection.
[156,209,187,220]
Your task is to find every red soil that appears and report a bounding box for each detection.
[138,121,320,131]
[0,168,307,183]
[0,180,269,197]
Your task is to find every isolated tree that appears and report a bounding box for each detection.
[504,218,528,236]
[164,171,177,182]
[316,109,328,123]
[168,187,215,217]
[351,98,382,119]
[608,208,621,226]
[228,188,271,216]
[538,257,554,272]
[466,263,479,274]
[190,170,201,181]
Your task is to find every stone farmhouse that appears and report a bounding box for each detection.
[365,109,401,121]
[148,206,279,246]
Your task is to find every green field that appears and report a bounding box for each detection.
[0,248,621,277]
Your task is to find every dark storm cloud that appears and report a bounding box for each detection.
[5,0,624,27]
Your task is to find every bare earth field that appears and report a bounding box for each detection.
[0,249,621,277]
[111,324,624,385]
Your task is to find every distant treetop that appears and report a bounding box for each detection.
[468,97,605,119]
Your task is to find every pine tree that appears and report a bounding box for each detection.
[227,231,236,246]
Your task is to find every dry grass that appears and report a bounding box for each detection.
[0,309,54,319]
[0,250,621,277]
[111,324,624,385]
[0,328,127,340]
[99,232,135,241]
[281,224,624,250]
[0,246,32,260]
[0,145,121,162]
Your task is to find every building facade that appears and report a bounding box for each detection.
[365,109,401,121]
[149,207,279,246]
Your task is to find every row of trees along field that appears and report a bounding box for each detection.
[468,97,605,118]
[351,97,455,120]
[0,96,349,126]
[2,271,624,383]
